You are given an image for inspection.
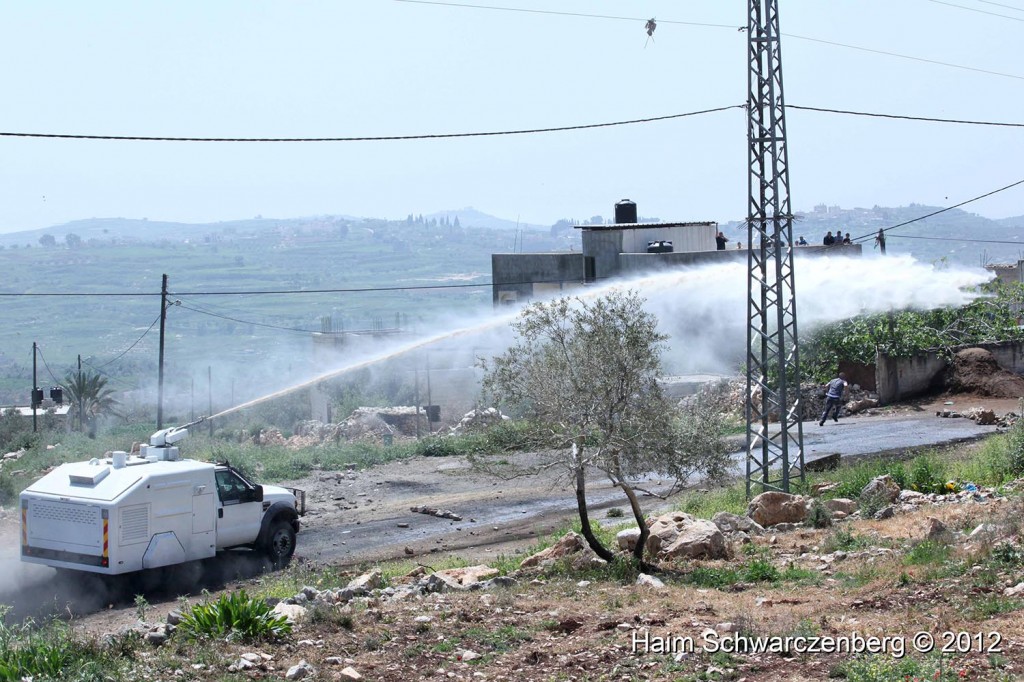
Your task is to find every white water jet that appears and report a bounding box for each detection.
[206,254,992,420]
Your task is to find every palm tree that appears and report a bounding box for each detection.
[63,370,119,437]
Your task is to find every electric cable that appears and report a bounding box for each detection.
[881,234,1023,244]
[788,105,1024,128]
[394,0,1024,81]
[394,0,738,29]
[92,313,163,368]
[0,106,742,143]
[923,0,1024,21]
[973,0,1024,12]
[176,303,325,335]
[34,346,63,386]
[850,177,1024,244]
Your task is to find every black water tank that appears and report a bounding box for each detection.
[49,387,63,405]
[31,388,44,407]
[615,199,637,224]
[424,405,441,422]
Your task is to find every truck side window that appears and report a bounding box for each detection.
[215,470,249,505]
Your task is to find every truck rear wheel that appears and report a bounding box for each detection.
[263,519,296,568]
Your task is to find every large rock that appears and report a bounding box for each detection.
[434,565,499,587]
[746,492,808,527]
[659,519,728,560]
[347,570,383,591]
[616,528,642,552]
[860,475,900,504]
[711,511,764,536]
[823,498,857,516]
[520,531,587,568]
[272,603,308,624]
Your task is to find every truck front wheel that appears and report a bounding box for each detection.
[263,519,296,568]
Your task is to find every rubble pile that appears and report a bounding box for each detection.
[936,407,1020,428]
[447,407,509,435]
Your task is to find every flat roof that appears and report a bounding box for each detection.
[575,221,717,230]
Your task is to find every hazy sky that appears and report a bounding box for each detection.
[1,0,1021,234]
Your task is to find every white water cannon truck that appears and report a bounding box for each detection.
[19,419,305,576]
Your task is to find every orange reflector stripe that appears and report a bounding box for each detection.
[103,518,109,559]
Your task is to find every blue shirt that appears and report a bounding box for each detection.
[826,378,847,400]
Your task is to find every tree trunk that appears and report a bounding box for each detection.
[620,482,649,562]
[574,463,615,563]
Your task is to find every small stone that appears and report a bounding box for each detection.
[339,666,363,681]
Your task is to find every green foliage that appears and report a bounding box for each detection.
[904,541,953,566]
[742,556,780,582]
[0,609,119,682]
[675,484,748,519]
[823,458,907,500]
[907,455,949,495]
[414,436,462,458]
[62,370,119,435]
[831,654,960,682]
[805,498,832,528]
[989,542,1024,567]
[1008,418,1024,478]
[801,283,1024,382]
[822,527,874,553]
[177,590,292,642]
[0,472,16,507]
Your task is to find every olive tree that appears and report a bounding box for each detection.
[479,290,730,564]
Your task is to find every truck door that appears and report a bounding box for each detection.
[214,469,262,549]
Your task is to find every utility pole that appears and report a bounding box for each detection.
[745,0,805,496]
[78,354,84,432]
[32,342,38,433]
[157,274,168,429]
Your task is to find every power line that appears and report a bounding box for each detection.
[788,105,1024,128]
[0,103,1019,148]
[34,346,63,386]
[923,0,1024,21]
[394,0,738,29]
[394,0,1024,81]
[852,177,1024,243]
[177,303,324,335]
[0,106,742,143]
[92,313,163,368]
[781,32,1024,81]
[885,233,1023,244]
[973,0,1024,12]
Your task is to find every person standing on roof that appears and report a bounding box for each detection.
[819,372,848,426]
[716,231,729,250]
[875,228,887,254]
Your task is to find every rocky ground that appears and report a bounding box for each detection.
[75,445,1024,681]
[2,386,1023,680]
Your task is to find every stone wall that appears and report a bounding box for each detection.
[874,340,1024,404]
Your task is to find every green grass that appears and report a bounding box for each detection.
[903,540,953,566]
[0,609,128,682]
[177,590,292,642]
[675,484,747,518]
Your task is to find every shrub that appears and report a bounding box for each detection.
[1008,419,1024,477]
[414,436,462,458]
[178,590,292,642]
[0,610,114,682]
[907,455,948,495]
[806,498,832,528]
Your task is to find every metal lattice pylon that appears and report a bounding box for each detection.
[745,0,804,496]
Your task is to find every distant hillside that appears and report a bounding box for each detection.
[722,204,1024,268]
[0,209,547,248]
[423,207,546,232]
